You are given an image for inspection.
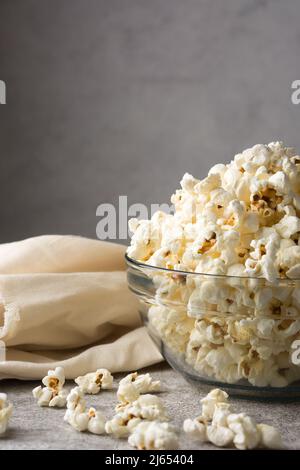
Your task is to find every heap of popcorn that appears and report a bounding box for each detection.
[127,142,300,387]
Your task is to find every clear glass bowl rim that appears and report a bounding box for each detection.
[125,253,300,283]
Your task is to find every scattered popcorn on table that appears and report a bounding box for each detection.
[32,367,67,408]
[64,387,106,435]
[65,408,90,432]
[128,421,179,450]
[87,407,106,435]
[65,406,106,435]
[257,423,283,449]
[118,394,168,420]
[127,142,300,388]
[106,394,168,438]
[226,412,261,450]
[32,386,67,408]
[116,382,140,406]
[105,413,141,438]
[200,388,228,420]
[65,386,86,413]
[183,388,283,449]
[32,386,53,407]
[183,416,207,442]
[119,372,160,395]
[75,369,113,394]
[42,366,65,391]
[0,393,13,435]
[117,372,160,404]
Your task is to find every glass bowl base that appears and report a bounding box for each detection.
[159,341,300,401]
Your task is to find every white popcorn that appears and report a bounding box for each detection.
[208,163,226,178]
[66,386,86,412]
[32,386,53,407]
[148,305,194,354]
[105,413,138,438]
[128,421,178,450]
[48,390,68,408]
[116,382,140,405]
[0,393,13,435]
[180,172,199,193]
[32,367,68,408]
[286,263,300,279]
[257,423,284,449]
[107,394,168,438]
[211,402,232,426]
[128,141,300,388]
[227,413,260,450]
[268,171,290,194]
[64,392,106,435]
[183,416,207,441]
[206,424,234,447]
[75,369,113,394]
[183,389,282,450]
[42,367,65,392]
[117,372,160,404]
[64,408,90,432]
[87,407,106,435]
[116,394,168,422]
[200,389,229,420]
[122,394,167,421]
[275,215,300,239]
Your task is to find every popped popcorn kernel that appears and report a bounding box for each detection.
[32,367,67,408]
[128,421,178,450]
[183,388,283,450]
[0,393,13,435]
[75,369,113,395]
[106,394,168,438]
[117,372,160,405]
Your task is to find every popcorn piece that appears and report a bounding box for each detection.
[107,394,168,438]
[116,382,140,406]
[42,367,65,392]
[87,407,106,435]
[117,372,160,401]
[32,367,68,408]
[206,424,234,447]
[119,394,168,421]
[32,386,53,407]
[183,389,283,450]
[0,393,13,435]
[275,215,300,239]
[66,386,86,412]
[128,421,178,450]
[148,305,194,354]
[257,423,284,449]
[183,416,207,442]
[48,390,68,408]
[64,393,106,435]
[205,402,235,447]
[227,413,260,450]
[75,369,113,395]
[200,389,229,420]
[106,414,143,438]
[105,413,139,438]
[64,408,90,432]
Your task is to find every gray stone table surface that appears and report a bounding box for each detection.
[0,364,299,450]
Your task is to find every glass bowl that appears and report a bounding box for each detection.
[126,253,300,398]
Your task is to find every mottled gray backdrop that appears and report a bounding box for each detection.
[0,0,300,243]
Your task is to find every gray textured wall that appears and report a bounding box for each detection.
[0,0,300,243]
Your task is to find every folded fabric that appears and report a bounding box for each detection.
[0,235,162,380]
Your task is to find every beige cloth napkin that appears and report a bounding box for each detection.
[0,235,162,380]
